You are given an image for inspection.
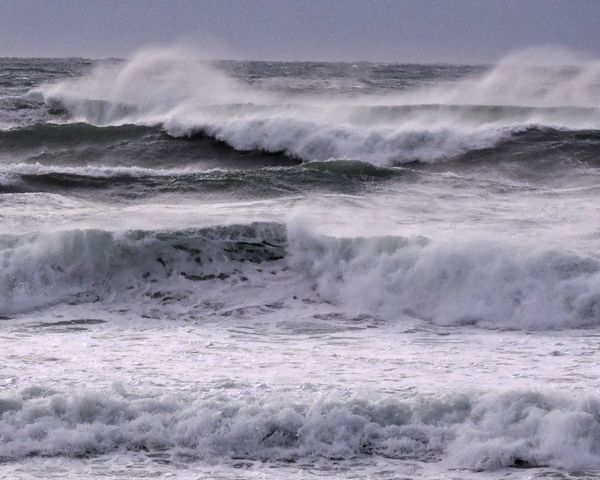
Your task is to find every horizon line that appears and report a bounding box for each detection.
[0,55,488,67]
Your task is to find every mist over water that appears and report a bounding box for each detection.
[2,46,600,479]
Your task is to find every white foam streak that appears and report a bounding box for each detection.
[0,162,216,178]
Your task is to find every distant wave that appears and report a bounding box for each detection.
[29,46,600,165]
[1,386,600,471]
[2,222,599,329]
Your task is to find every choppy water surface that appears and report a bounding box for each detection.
[2,48,600,479]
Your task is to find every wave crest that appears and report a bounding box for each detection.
[32,47,600,165]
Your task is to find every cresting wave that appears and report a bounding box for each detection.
[5,121,600,170]
[1,386,600,471]
[31,46,600,165]
[0,121,303,172]
[2,222,600,329]
[0,223,287,316]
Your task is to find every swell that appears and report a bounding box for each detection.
[1,386,600,471]
[0,122,154,148]
[2,222,600,329]
[0,160,402,197]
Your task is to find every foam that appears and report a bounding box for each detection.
[0,223,286,316]
[2,222,599,329]
[288,224,600,329]
[1,387,600,471]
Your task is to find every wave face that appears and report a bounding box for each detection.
[1,387,600,471]
[2,222,599,330]
[27,46,600,165]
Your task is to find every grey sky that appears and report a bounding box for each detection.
[1,0,599,63]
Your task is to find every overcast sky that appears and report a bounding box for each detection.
[1,0,599,63]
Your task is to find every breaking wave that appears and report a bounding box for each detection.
[0,223,286,316]
[1,386,600,472]
[29,46,600,165]
[2,221,600,329]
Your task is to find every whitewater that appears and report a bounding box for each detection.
[1,47,600,479]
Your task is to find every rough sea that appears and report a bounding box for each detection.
[2,47,600,479]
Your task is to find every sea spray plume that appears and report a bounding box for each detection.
[35,46,600,164]
[37,45,261,125]
[406,47,600,108]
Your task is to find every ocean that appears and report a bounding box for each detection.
[1,46,600,479]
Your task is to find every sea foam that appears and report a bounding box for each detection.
[1,387,600,471]
[1,222,599,329]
